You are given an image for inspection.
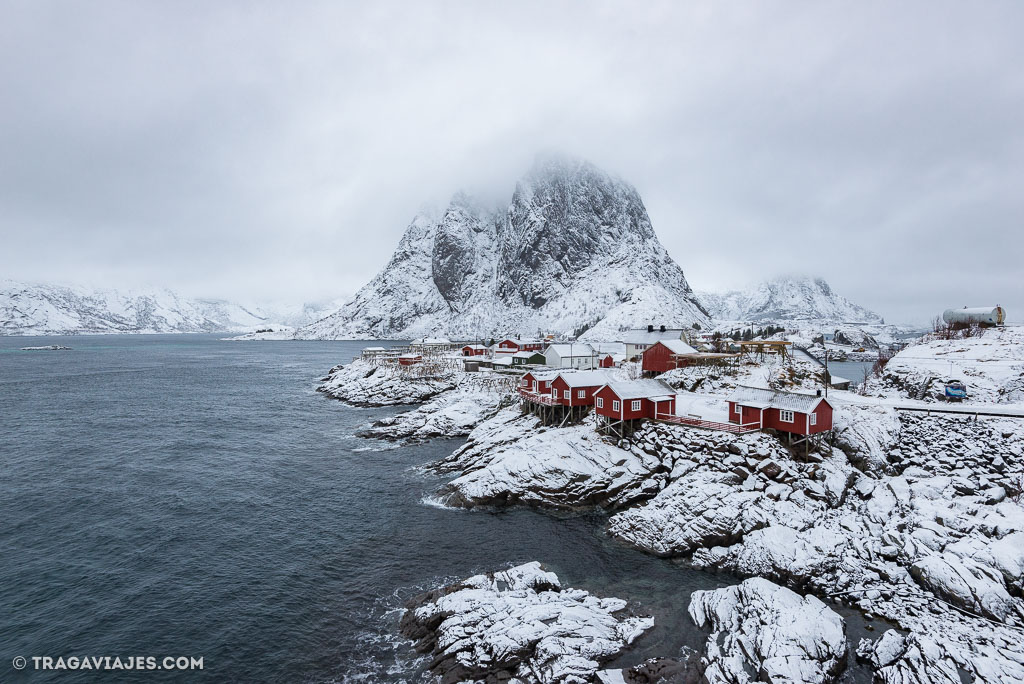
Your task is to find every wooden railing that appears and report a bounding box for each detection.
[518,387,558,406]
[654,412,761,434]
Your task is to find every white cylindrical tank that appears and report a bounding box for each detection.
[942,306,1005,326]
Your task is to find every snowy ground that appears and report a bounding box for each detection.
[862,326,1024,404]
[423,404,1024,682]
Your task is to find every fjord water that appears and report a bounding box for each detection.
[0,335,720,682]
[1,335,874,682]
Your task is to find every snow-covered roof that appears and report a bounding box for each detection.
[413,337,452,345]
[512,350,542,358]
[728,385,828,413]
[620,329,686,345]
[523,370,560,381]
[602,379,676,400]
[399,353,421,359]
[556,370,615,388]
[491,357,513,366]
[363,346,387,351]
[462,344,488,350]
[654,339,698,355]
[546,343,595,357]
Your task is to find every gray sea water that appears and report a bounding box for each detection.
[0,335,875,682]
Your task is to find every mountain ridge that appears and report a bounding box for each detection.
[298,154,709,340]
[696,275,882,324]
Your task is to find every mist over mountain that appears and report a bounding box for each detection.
[298,154,709,340]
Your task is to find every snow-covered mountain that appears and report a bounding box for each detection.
[697,276,882,324]
[298,154,709,340]
[0,280,340,336]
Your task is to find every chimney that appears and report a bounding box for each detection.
[647,325,654,333]
[659,325,666,332]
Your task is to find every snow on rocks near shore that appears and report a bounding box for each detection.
[358,381,515,442]
[688,578,847,683]
[317,358,457,406]
[398,562,653,683]
[430,409,666,510]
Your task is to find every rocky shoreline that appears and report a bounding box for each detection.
[321,356,1024,682]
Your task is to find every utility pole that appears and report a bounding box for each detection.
[824,347,829,398]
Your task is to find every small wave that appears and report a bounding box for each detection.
[419,493,461,510]
[351,443,402,452]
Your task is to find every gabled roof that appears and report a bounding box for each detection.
[512,350,543,358]
[620,329,686,345]
[728,385,829,413]
[651,339,697,355]
[398,353,421,359]
[363,346,387,351]
[555,370,615,388]
[545,343,595,357]
[601,379,677,401]
[462,344,488,350]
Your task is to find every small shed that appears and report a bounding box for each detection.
[461,344,489,357]
[398,353,423,366]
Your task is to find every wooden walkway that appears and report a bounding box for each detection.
[653,413,761,435]
[518,388,558,406]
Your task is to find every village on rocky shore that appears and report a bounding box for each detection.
[318,322,1024,683]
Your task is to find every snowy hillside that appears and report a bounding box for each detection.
[0,280,339,336]
[297,154,709,340]
[698,276,882,324]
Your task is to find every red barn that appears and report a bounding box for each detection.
[462,344,489,357]
[593,379,677,421]
[549,370,615,407]
[727,386,833,435]
[398,353,422,366]
[642,339,698,374]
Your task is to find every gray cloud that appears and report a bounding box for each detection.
[1,1,1021,323]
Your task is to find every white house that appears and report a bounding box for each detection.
[543,343,598,369]
[619,327,689,360]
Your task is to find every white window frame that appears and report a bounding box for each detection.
[522,378,529,387]
[734,404,741,415]
[577,389,586,398]
[780,409,795,423]
[612,400,621,412]
[596,397,604,408]
[810,412,817,426]
[563,389,570,399]
[631,400,642,411]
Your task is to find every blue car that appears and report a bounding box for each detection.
[944,380,967,401]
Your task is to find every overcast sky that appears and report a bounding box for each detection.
[1,1,1021,324]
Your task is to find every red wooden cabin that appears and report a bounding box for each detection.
[593,379,677,421]
[497,338,545,355]
[461,344,489,356]
[641,339,698,374]
[549,370,615,407]
[398,353,423,366]
[727,386,833,435]
[520,370,559,395]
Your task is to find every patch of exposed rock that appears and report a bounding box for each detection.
[688,578,847,683]
[399,562,653,683]
[357,383,515,442]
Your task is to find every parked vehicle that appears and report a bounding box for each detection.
[943,380,967,401]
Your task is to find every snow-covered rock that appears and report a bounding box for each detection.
[688,578,847,684]
[399,562,653,684]
[430,409,665,510]
[297,153,709,340]
[358,382,514,442]
[697,275,882,324]
[317,358,457,406]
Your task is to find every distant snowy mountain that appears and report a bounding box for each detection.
[697,276,882,324]
[0,280,339,336]
[298,154,709,340]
